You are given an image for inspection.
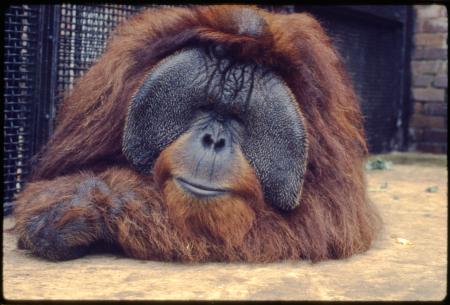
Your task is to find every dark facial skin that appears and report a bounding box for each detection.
[173,110,244,197]
[123,45,307,210]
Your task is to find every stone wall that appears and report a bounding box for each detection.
[410,5,448,153]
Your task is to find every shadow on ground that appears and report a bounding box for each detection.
[2,153,447,301]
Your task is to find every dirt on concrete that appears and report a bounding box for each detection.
[2,153,447,301]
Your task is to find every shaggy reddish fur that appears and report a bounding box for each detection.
[14,5,381,262]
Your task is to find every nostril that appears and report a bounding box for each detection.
[202,133,214,147]
[214,138,226,150]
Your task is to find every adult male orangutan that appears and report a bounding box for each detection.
[13,5,381,262]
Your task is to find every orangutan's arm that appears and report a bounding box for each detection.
[13,167,168,261]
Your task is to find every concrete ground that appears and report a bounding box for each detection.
[2,152,447,301]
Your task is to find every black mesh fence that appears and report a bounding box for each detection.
[3,4,147,214]
[3,5,40,214]
[56,5,144,103]
[3,5,412,214]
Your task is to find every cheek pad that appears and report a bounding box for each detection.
[240,75,308,210]
[123,47,308,210]
[123,49,208,174]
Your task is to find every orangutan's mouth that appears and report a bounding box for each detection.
[175,177,228,198]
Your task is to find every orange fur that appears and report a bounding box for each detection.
[13,5,381,262]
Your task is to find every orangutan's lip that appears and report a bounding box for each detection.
[175,177,228,197]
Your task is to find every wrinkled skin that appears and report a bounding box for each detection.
[124,47,307,210]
